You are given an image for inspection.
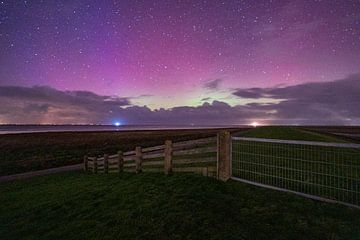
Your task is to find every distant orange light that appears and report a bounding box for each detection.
[250,122,259,127]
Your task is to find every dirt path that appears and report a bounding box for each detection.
[0,164,83,183]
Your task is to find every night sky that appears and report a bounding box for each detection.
[0,0,360,125]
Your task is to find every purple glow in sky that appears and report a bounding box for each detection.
[0,0,360,124]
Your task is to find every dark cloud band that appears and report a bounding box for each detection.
[0,74,359,125]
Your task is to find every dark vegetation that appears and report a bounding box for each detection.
[1,172,360,240]
[234,127,360,206]
[1,127,359,239]
[0,128,244,176]
[1,126,356,176]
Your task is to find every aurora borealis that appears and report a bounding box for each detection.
[0,0,360,125]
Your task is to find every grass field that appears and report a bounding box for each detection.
[1,127,360,239]
[1,126,351,176]
[1,172,360,240]
[303,126,360,143]
[237,126,348,142]
[233,126,360,207]
[0,128,243,176]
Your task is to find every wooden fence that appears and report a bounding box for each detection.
[85,130,360,209]
[83,134,226,178]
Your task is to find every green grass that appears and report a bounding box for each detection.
[0,127,348,176]
[1,172,360,240]
[233,126,360,207]
[0,128,243,176]
[239,126,347,142]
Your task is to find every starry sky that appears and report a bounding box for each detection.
[0,0,360,125]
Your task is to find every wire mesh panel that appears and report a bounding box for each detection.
[231,137,360,208]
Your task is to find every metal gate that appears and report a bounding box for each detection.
[231,137,360,209]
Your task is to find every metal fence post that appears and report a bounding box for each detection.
[164,140,173,175]
[217,131,231,181]
[135,146,142,173]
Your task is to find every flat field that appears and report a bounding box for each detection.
[1,172,359,240]
[233,126,360,206]
[0,128,243,176]
[1,127,360,239]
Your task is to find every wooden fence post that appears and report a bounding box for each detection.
[104,154,109,174]
[118,151,123,173]
[164,140,173,175]
[202,167,208,177]
[135,146,142,173]
[217,131,231,181]
[83,155,88,172]
[93,157,98,174]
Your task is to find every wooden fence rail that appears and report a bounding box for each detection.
[84,134,227,178]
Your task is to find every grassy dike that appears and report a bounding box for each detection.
[0,126,348,176]
[237,126,348,142]
[1,172,360,240]
[0,128,242,176]
[1,127,359,239]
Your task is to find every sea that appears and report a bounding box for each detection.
[0,125,239,135]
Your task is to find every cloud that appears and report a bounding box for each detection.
[1,74,360,125]
[0,85,265,125]
[0,86,131,124]
[23,103,51,114]
[200,97,212,102]
[203,79,222,90]
[233,74,360,124]
[232,88,266,99]
[0,86,130,107]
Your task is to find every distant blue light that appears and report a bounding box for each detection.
[114,121,121,127]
